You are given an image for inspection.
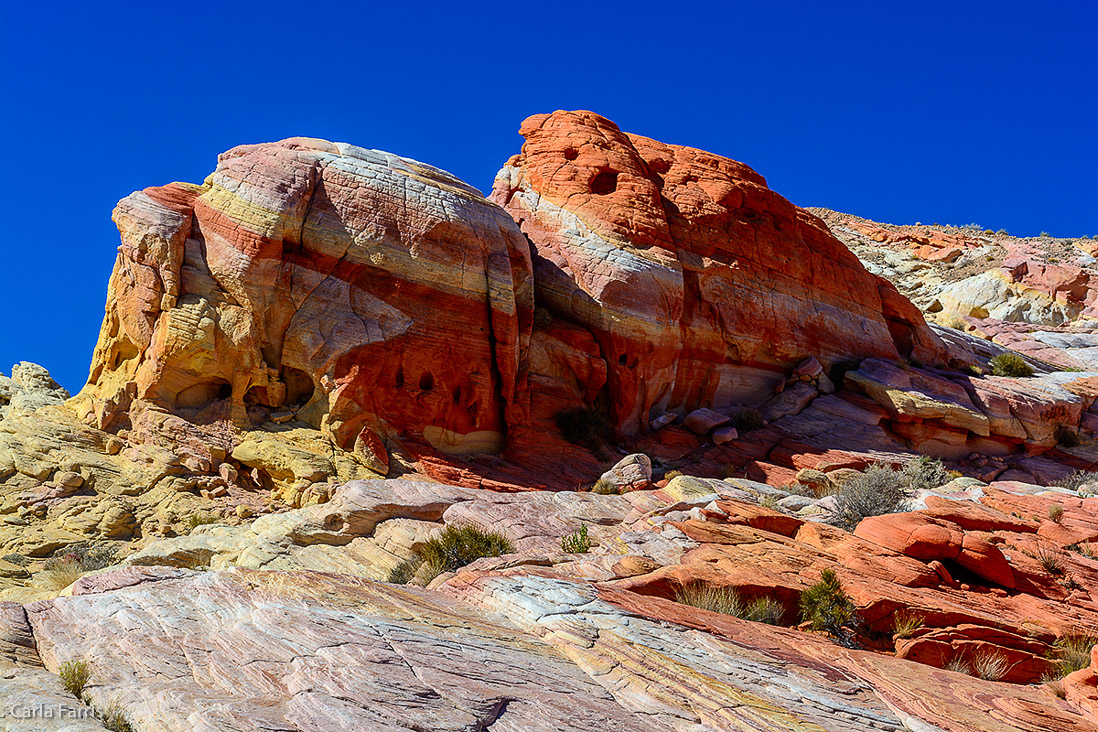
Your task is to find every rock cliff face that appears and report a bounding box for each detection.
[494,111,946,434]
[75,139,534,474]
[72,114,946,483]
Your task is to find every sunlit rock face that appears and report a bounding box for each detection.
[75,138,534,470]
[492,110,945,434]
[74,113,946,482]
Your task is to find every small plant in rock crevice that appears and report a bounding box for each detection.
[1047,635,1098,678]
[1048,504,1065,524]
[98,700,135,732]
[674,583,786,626]
[561,524,592,554]
[57,659,92,698]
[387,524,513,586]
[799,569,859,646]
[944,656,971,675]
[892,610,925,640]
[1058,470,1098,493]
[988,352,1034,377]
[972,648,1011,681]
[591,477,620,495]
[1030,543,1066,576]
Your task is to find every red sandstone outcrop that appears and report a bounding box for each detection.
[493,111,946,435]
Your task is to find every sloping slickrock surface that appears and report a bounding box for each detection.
[25,568,658,732]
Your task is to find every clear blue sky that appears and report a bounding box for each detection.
[1,1,1095,391]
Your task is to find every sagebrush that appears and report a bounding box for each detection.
[831,457,947,530]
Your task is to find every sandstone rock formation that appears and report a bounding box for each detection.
[60,113,950,497]
[493,111,946,436]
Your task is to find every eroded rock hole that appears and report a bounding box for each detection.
[590,170,618,195]
[419,372,434,391]
[282,366,315,407]
[564,148,578,161]
[174,378,232,409]
[395,367,405,389]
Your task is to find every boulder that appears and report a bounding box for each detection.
[598,454,652,492]
[682,408,730,435]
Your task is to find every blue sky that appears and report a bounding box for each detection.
[1,1,1095,390]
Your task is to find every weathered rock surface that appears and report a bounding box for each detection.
[494,111,946,436]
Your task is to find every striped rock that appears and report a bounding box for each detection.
[492,110,947,434]
[74,139,533,474]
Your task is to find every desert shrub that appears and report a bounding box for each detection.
[675,583,744,616]
[561,523,591,554]
[1049,504,1065,524]
[98,701,135,732]
[744,596,785,625]
[592,477,620,495]
[733,408,764,432]
[800,569,858,644]
[663,469,683,481]
[1069,541,1098,559]
[1059,470,1098,493]
[831,457,946,530]
[961,364,984,377]
[532,307,553,330]
[972,648,1010,681]
[394,524,513,586]
[892,610,925,640]
[1031,543,1065,575]
[554,407,612,452]
[57,660,91,698]
[1054,425,1080,448]
[944,656,971,674]
[1048,635,1098,677]
[387,557,423,585]
[758,494,781,511]
[39,543,120,590]
[675,584,785,625]
[187,513,220,531]
[989,353,1034,377]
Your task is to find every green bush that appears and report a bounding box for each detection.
[799,569,858,644]
[388,524,513,586]
[561,524,591,553]
[831,457,947,530]
[989,353,1034,377]
[57,660,91,698]
[743,596,785,625]
[554,407,612,452]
